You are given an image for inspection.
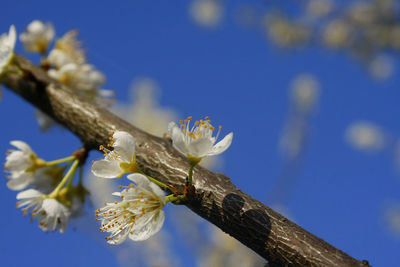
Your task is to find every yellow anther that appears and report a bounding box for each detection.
[194,121,199,125]
[205,116,209,120]
[187,116,193,120]
[179,120,183,124]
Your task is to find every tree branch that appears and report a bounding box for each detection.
[2,55,370,266]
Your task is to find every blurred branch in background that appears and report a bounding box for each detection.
[232,0,400,79]
[345,121,400,240]
[267,74,320,214]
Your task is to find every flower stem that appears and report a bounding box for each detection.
[45,155,76,166]
[49,159,79,198]
[187,162,196,186]
[78,166,83,185]
[165,194,187,204]
[145,175,170,191]
[135,161,170,191]
[66,164,79,189]
[1,68,24,76]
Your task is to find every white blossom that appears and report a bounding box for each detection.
[20,20,55,54]
[0,25,16,74]
[95,173,165,244]
[48,63,105,91]
[168,116,233,162]
[5,140,44,190]
[92,131,138,178]
[47,30,85,68]
[47,63,111,104]
[16,189,71,233]
[190,0,223,28]
[345,122,385,151]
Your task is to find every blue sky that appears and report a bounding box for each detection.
[1,1,399,266]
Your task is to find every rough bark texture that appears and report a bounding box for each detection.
[2,55,371,266]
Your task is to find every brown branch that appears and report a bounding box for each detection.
[2,55,370,266]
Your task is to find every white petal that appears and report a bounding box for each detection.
[42,198,69,217]
[168,123,188,155]
[112,131,136,163]
[7,173,33,190]
[17,188,42,200]
[167,121,177,135]
[41,199,70,233]
[0,25,16,70]
[47,49,73,68]
[10,140,33,153]
[208,132,233,156]
[148,182,166,204]
[108,226,130,245]
[92,159,124,178]
[129,211,165,241]
[5,151,32,173]
[8,25,16,50]
[111,192,121,197]
[187,138,214,158]
[126,173,151,189]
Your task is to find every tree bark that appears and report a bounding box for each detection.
[2,55,371,266]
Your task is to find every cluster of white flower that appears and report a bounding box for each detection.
[91,123,232,244]
[2,21,234,246]
[18,20,113,105]
[5,140,86,233]
[91,131,165,243]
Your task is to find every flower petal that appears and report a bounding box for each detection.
[92,159,124,178]
[0,26,15,70]
[7,172,33,191]
[112,131,136,162]
[208,132,233,156]
[5,151,32,174]
[148,182,165,204]
[108,225,131,245]
[17,188,42,200]
[10,140,33,153]
[187,138,214,158]
[8,25,16,49]
[126,173,152,191]
[129,210,165,241]
[41,198,70,233]
[168,122,188,155]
